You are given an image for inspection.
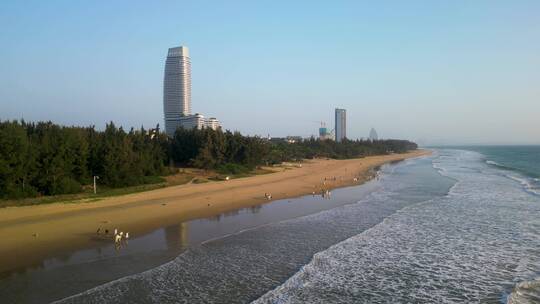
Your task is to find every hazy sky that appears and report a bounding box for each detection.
[1,1,539,145]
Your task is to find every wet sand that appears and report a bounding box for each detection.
[0,177,383,303]
[0,150,429,274]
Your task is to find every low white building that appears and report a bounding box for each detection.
[169,114,221,133]
[205,117,221,130]
[179,113,206,130]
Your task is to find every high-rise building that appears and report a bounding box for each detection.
[335,108,347,142]
[163,46,191,137]
[369,128,378,141]
[163,45,221,136]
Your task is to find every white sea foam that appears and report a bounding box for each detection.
[505,174,540,196]
[254,149,540,303]
[486,160,501,166]
[507,278,540,304]
[432,161,446,172]
[57,150,540,304]
[56,155,451,304]
[483,158,540,196]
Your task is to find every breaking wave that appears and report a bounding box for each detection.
[484,158,540,196]
[507,278,540,304]
[254,150,540,303]
[55,154,451,304]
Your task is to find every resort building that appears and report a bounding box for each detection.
[335,108,347,142]
[163,45,221,136]
[171,114,221,131]
[205,117,221,130]
[178,113,205,130]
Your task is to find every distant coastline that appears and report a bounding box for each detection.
[0,149,429,275]
[0,120,418,203]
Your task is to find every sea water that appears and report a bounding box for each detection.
[452,145,540,196]
[256,148,540,304]
[56,147,540,303]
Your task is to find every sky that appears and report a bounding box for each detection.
[1,1,539,145]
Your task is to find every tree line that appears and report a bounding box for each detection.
[0,120,417,199]
[0,120,168,198]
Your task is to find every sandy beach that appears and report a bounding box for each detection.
[0,150,429,274]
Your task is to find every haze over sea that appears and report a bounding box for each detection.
[44,146,539,303]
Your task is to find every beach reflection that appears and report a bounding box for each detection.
[165,222,189,251]
[0,177,381,304]
[208,205,262,223]
[250,204,262,214]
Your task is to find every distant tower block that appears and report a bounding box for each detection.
[163,46,191,137]
[335,108,347,142]
[369,128,378,141]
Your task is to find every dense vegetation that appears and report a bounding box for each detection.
[0,121,168,199]
[0,120,417,199]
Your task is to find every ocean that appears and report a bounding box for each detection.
[451,146,540,196]
[11,147,540,303]
[257,147,540,303]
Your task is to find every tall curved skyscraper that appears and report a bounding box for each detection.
[163,46,191,137]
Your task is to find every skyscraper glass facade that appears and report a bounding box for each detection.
[335,108,346,142]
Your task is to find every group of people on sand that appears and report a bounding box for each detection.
[315,175,367,199]
[264,174,366,203]
[311,189,332,199]
[322,189,331,199]
[96,227,129,244]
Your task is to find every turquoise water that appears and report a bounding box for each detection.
[451,146,540,178]
[445,146,540,196]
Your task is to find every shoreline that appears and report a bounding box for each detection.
[0,150,430,274]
